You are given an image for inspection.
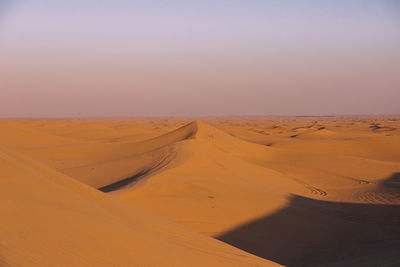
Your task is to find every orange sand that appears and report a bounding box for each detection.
[1,118,399,266]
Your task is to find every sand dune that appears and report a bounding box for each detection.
[109,121,400,232]
[1,118,399,266]
[0,120,78,149]
[11,121,197,188]
[0,146,275,266]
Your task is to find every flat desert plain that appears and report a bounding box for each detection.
[1,117,400,266]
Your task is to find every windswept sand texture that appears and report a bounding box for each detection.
[1,118,400,266]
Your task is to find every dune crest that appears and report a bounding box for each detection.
[0,146,276,266]
[2,118,400,266]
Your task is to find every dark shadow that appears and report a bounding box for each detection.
[369,123,396,132]
[374,173,400,203]
[218,173,400,266]
[381,172,400,186]
[98,170,150,192]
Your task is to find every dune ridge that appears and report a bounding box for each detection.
[1,118,399,266]
[110,120,400,265]
[0,146,275,266]
[12,121,198,189]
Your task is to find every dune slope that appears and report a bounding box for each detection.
[0,147,275,266]
[107,121,400,266]
[2,118,400,266]
[15,121,198,188]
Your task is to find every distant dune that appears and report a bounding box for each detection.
[1,118,399,266]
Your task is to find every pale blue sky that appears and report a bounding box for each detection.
[1,0,399,117]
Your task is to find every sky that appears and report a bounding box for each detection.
[0,0,399,117]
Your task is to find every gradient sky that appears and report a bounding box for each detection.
[1,0,399,117]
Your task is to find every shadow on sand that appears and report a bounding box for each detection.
[98,170,149,192]
[217,173,400,266]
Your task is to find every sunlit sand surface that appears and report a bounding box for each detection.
[1,117,400,266]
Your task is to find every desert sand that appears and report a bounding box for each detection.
[1,117,400,266]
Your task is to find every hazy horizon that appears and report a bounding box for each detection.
[1,0,399,117]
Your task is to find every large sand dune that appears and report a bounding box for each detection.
[0,146,274,266]
[1,118,399,266]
